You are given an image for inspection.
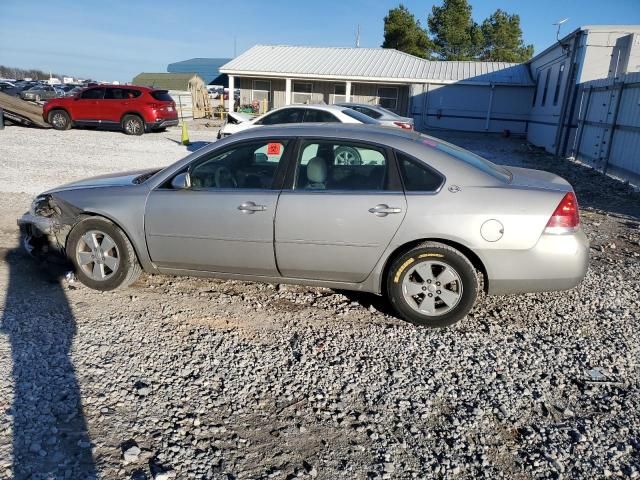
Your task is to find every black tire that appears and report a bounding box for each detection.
[48,109,71,130]
[66,217,142,291]
[121,114,145,135]
[386,242,478,327]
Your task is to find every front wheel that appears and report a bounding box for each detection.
[67,217,141,291]
[386,242,478,327]
[48,110,71,130]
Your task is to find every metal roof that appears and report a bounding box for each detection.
[131,72,201,91]
[220,45,533,86]
[167,58,231,84]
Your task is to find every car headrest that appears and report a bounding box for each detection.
[306,157,327,184]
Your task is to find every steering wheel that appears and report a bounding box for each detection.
[214,166,238,188]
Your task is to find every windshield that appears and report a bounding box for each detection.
[342,108,379,124]
[416,134,512,183]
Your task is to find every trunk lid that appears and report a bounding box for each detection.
[507,166,572,192]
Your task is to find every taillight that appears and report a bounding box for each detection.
[393,121,413,130]
[545,192,580,233]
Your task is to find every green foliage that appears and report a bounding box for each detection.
[383,2,533,63]
[382,4,433,59]
[428,0,483,60]
[480,9,534,62]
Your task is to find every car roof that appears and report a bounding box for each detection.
[338,102,376,107]
[228,123,420,144]
[270,104,349,112]
[84,84,158,92]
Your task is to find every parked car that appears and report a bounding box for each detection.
[18,124,588,327]
[42,85,179,135]
[64,86,83,97]
[336,102,414,130]
[19,84,59,101]
[0,81,15,91]
[217,104,380,139]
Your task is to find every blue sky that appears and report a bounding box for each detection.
[1,0,639,82]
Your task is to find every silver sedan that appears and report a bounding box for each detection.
[18,125,588,327]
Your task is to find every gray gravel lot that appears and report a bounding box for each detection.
[0,125,639,479]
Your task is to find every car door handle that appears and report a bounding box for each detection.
[238,201,266,213]
[368,204,402,216]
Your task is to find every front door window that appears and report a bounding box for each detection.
[188,140,289,189]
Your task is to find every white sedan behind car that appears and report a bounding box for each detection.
[218,104,380,138]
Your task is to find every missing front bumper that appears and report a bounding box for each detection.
[17,213,67,259]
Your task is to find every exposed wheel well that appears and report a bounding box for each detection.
[381,238,488,295]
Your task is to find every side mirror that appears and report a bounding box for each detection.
[171,172,191,190]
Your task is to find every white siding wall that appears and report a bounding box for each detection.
[410,83,532,133]
[528,28,640,154]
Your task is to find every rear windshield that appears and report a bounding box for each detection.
[417,134,512,183]
[150,90,173,102]
[341,108,379,124]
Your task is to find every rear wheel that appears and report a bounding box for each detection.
[48,110,71,130]
[67,217,141,291]
[121,114,144,135]
[386,242,478,327]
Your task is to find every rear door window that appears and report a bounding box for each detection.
[105,88,125,99]
[303,109,339,123]
[81,88,105,99]
[295,140,388,191]
[255,108,304,125]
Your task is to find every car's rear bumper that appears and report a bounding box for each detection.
[147,119,179,129]
[483,228,589,295]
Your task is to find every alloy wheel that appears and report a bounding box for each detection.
[125,118,142,135]
[401,260,463,316]
[75,230,120,281]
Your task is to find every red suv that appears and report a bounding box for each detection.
[43,85,179,135]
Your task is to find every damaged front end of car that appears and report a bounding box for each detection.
[17,194,81,261]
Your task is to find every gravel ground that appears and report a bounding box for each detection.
[0,125,639,479]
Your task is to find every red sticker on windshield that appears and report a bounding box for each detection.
[267,143,281,155]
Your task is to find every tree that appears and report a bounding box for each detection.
[382,5,433,59]
[480,10,534,62]
[428,0,483,60]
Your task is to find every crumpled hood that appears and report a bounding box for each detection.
[45,168,160,193]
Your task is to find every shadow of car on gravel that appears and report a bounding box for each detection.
[1,247,97,479]
[165,138,211,153]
